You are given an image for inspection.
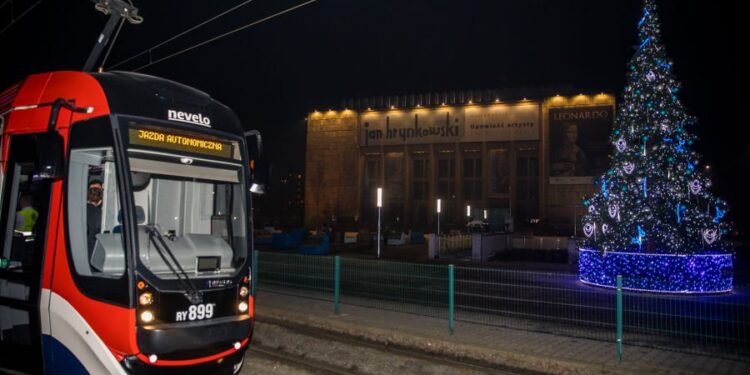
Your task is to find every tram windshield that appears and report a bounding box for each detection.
[124,125,247,280]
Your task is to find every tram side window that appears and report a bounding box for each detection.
[2,163,43,272]
[67,148,124,277]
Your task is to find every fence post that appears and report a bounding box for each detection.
[334,256,341,315]
[616,275,623,362]
[252,250,259,296]
[448,264,455,335]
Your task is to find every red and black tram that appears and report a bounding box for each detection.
[0,70,256,374]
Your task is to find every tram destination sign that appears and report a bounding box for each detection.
[128,126,234,159]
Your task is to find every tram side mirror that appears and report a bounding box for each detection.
[244,130,270,194]
[33,131,65,180]
[249,159,271,194]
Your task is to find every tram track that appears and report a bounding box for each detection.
[248,344,355,375]
[247,317,538,375]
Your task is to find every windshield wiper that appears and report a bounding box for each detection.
[144,225,203,304]
[225,184,235,248]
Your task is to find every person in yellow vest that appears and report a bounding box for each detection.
[15,194,39,233]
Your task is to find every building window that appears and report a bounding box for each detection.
[489,148,510,196]
[385,152,405,222]
[362,158,380,224]
[516,150,539,222]
[436,158,455,198]
[412,158,429,200]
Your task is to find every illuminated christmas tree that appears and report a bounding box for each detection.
[579,0,732,293]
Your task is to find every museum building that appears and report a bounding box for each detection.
[304,89,616,234]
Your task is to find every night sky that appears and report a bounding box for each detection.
[2,0,748,233]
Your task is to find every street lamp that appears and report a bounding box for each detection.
[483,209,488,220]
[436,198,441,255]
[437,198,442,232]
[466,205,471,218]
[377,187,382,259]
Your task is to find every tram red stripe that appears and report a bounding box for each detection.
[135,338,249,366]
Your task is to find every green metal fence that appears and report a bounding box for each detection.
[254,250,750,361]
[453,266,617,342]
[621,281,750,360]
[339,257,449,319]
[256,251,334,301]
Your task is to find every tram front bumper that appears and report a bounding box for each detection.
[137,314,253,359]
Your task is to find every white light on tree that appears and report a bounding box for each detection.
[702,229,718,245]
[608,204,619,219]
[689,180,701,195]
[376,187,382,208]
[623,162,635,174]
[583,223,595,238]
[615,138,627,152]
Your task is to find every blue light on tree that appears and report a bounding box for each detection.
[579,0,733,294]
[579,249,732,293]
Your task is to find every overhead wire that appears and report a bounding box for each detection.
[0,0,45,37]
[109,0,257,70]
[126,0,318,72]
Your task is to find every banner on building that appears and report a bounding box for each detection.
[360,103,540,147]
[548,105,614,184]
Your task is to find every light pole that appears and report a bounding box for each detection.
[436,198,441,254]
[377,187,382,259]
[466,205,471,234]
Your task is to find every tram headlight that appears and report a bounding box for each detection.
[238,301,248,313]
[239,286,249,298]
[139,292,153,306]
[140,310,154,323]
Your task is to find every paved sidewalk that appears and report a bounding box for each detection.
[254,292,749,375]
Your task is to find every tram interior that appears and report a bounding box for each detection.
[68,149,243,279]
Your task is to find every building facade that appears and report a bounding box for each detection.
[305,92,615,235]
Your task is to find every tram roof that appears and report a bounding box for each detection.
[1,71,242,136]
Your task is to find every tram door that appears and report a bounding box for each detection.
[0,135,53,373]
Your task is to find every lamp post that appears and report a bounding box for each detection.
[436,198,441,253]
[377,187,382,259]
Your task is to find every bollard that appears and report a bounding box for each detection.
[334,256,341,315]
[616,275,623,362]
[448,264,455,335]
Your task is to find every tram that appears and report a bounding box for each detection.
[0,70,257,374]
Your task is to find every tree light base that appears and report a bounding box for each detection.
[578,248,733,294]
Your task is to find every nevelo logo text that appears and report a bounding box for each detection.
[167,110,211,127]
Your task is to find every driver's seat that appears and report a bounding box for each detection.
[112,205,146,233]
